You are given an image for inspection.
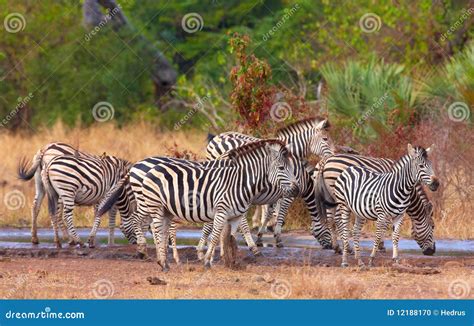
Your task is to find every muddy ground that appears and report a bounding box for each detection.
[0,240,472,299]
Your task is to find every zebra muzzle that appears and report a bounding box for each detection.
[429,177,439,191]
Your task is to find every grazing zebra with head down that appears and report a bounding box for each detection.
[310,153,437,256]
[206,117,335,247]
[41,153,132,247]
[322,144,439,267]
[17,142,132,245]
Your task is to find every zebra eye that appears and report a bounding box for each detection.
[419,164,425,168]
[278,166,285,171]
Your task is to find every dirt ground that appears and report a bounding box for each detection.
[0,245,472,299]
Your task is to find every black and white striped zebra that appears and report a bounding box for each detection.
[40,153,132,247]
[323,144,439,267]
[311,153,437,255]
[206,117,335,247]
[17,142,133,245]
[105,140,298,270]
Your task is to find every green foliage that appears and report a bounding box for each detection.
[321,58,419,141]
[0,0,472,130]
[423,42,474,107]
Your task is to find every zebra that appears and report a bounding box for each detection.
[206,117,335,247]
[41,153,132,247]
[321,144,439,267]
[310,153,437,256]
[17,142,132,245]
[100,140,299,270]
[194,155,330,254]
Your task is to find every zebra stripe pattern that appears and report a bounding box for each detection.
[17,142,133,246]
[140,139,298,270]
[312,153,436,255]
[41,154,132,247]
[206,117,335,248]
[329,144,439,267]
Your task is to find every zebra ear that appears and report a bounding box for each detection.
[285,142,295,153]
[407,143,415,157]
[315,119,330,130]
[304,163,316,175]
[426,144,435,155]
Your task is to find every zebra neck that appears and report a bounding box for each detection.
[277,130,311,158]
[391,155,418,196]
[231,154,268,196]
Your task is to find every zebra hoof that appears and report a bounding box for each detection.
[341,262,349,268]
[255,240,263,247]
[137,251,149,260]
[334,246,342,255]
[368,258,375,267]
[392,258,400,265]
[55,242,62,249]
[204,261,212,269]
[31,237,39,245]
[250,247,262,256]
[197,251,205,261]
[159,263,170,272]
[88,240,96,249]
[276,241,284,248]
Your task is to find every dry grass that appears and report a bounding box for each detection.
[0,122,207,228]
[0,122,472,240]
[0,257,472,299]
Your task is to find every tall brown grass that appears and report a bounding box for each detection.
[0,121,207,228]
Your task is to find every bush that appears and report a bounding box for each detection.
[321,58,419,141]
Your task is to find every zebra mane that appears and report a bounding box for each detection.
[275,116,329,136]
[221,139,288,160]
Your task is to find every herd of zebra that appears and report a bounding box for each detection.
[17,117,439,270]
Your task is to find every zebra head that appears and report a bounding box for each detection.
[266,141,299,197]
[412,202,436,255]
[407,144,439,191]
[309,119,335,158]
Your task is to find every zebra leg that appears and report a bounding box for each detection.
[107,206,117,246]
[326,206,340,254]
[197,222,213,260]
[352,215,366,267]
[169,221,180,265]
[239,215,260,256]
[369,214,390,267]
[337,205,351,268]
[31,169,45,245]
[391,214,405,264]
[203,215,226,268]
[62,201,83,247]
[149,207,170,272]
[274,197,292,248]
[50,204,62,248]
[133,209,149,258]
[256,204,275,247]
[87,205,102,248]
[251,206,261,230]
[57,201,70,242]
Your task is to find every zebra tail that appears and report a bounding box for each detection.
[97,175,129,217]
[314,171,337,223]
[206,133,215,144]
[17,149,44,181]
